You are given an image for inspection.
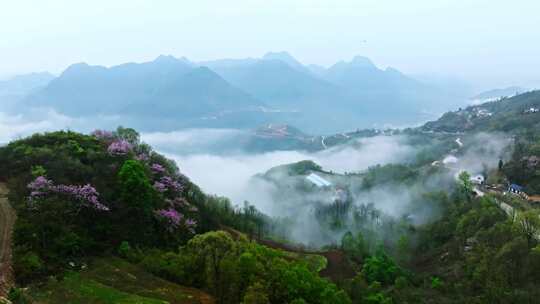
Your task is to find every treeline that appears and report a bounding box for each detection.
[131,231,350,304]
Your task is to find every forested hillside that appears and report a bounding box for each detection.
[0,128,350,304]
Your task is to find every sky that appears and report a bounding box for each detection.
[1,0,539,90]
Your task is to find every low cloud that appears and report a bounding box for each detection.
[143,131,417,211]
[0,107,123,144]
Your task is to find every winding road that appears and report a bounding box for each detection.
[0,183,15,298]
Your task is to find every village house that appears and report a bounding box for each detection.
[305,173,332,188]
[524,107,539,114]
[470,174,485,185]
[508,183,529,200]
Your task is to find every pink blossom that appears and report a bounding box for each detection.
[91,130,114,141]
[28,176,53,193]
[159,176,182,192]
[27,177,109,211]
[136,153,150,162]
[153,181,167,193]
[107,140,132,156]
[151,163,166,174]
[155,208,183,231]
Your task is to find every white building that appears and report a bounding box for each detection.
[470,174,485,185]
[443,155,458,165]
[306,173,332,188]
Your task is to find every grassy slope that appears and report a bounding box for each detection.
[28,257,214,304]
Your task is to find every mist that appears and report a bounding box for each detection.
[0,108,123,144]
[141,129,511,247]
[142,130,416,212]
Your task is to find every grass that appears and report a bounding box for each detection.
[26,257,213,304]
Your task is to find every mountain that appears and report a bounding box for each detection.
[322,56,450,113]
[470,86,529,103]
[203,55,362,133]
[205,52,461,131]
[307,64,327,77]
[203,55,343,110]
[25,56,276,130]
[324,56,414,91]
[23,52,462,133]
[0,72,55,110]
[262,51,313,75]
[0,72,55,95]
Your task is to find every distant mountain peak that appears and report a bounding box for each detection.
[154,54,177,62]
[61,62,97,75]
[349,56,376,68]
[263,51,297,61]
[153,54,193,66]
[262,51,310,73]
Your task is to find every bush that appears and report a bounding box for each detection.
[14,251,44,284]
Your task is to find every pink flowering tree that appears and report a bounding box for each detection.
[107,140,132,156]
[27,176,109,211]
[154,207,197,234]
[91,129,115,141]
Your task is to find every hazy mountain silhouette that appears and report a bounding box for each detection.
[0,72,55,111]
[26,56,268,128]
[471,86,529,101]
[24,52,464,132]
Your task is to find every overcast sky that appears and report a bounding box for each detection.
[1,0,539,90]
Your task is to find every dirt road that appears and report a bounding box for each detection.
[0,183,15,298]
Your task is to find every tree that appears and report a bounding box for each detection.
[458,171,473,201]
[498,159,504,171]
[187,231,236,303]
[517,210,540,247]
[117,159,156,243]
[115,126,140,146]
[396,235,410,265]
[118,160,154,212]
[242,282,270,304]
[361,247,402,285]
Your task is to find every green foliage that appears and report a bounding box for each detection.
[13,251,43,284]
[117,241,140,262]
[341,231,368,261]
[458,171,473,201]
[115,126,140,146]
[361,164,418,189]
[516,210,540,247]
[361,247,403,285]
[430,276,443,289]
[23,257,206,304]
[242,282,270,304]
[363,292,392,304]
[118,159,154,212]
[8,287,33,304]
[140,231,351,304]
[30,165,47,178]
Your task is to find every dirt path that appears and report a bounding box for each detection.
[0,183,15,298]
